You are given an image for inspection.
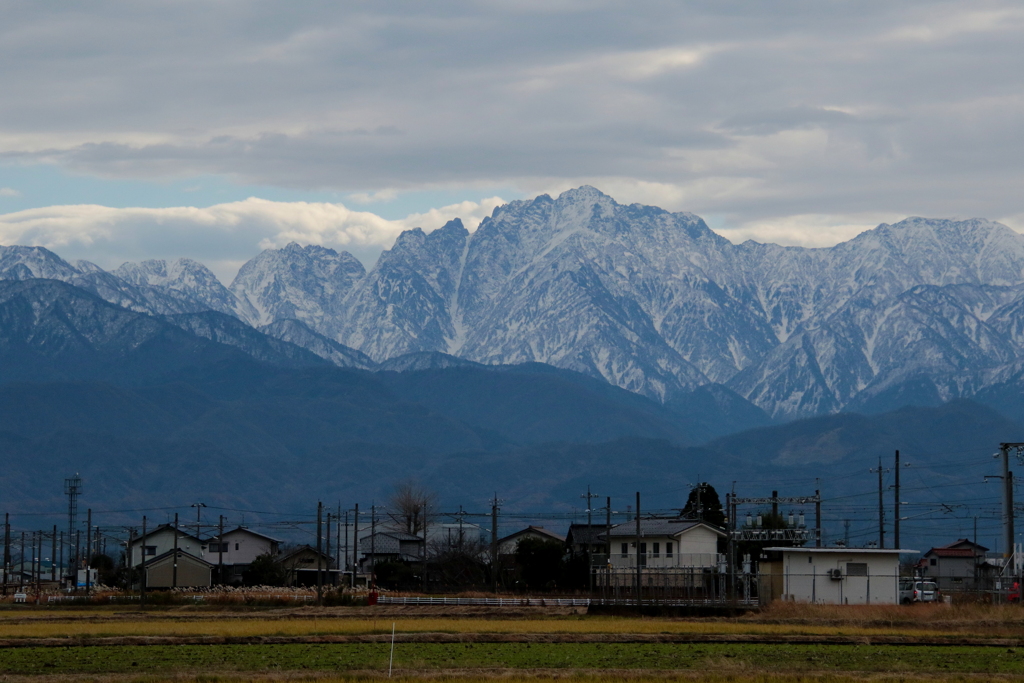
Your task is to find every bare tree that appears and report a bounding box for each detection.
[388,480,436,535]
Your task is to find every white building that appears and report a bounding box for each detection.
[597,519,725,591]
[129,524,205,566]
[761,547,916,605]
[206,527,282,583]
[605,519,724,570]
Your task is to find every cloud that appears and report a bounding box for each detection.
[0,2,1022,239]
[0,197,504,282]
[0,187,20,197]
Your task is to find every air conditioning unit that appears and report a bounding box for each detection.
[828,568,843,580]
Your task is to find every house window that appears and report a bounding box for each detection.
[846,563,868,576]
[235,543,239,550]
[144,546,156,556]
[652,542,660,557]
[930,558,937,566]
[666,542,673,556]
[621,543,628,558]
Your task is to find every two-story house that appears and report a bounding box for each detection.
[598,519,725,590]
[129,524,206,567]
[205,527,282,584]
[918,538,990,592]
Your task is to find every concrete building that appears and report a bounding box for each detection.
[760,547,916,605]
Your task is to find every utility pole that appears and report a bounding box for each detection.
[491,494,501,593]
[316,501,323,606]
[370,503,378,585]
[218,515,224,586]
[998,443,1024,576]
[51,525,57,582]
[870,460,889,548]
[140,516,147,608]
[815,489,822,548]
[191,503,206,537]
[172,513,179,589]
[325,511,332,589]
[2,511,8,593]
[635,491,642,614]
[894,450,901,549]
[352,503,359,588]
[581,486,599,593]
[605,496,612,598]
[421,501,428,593]
[85,509,92,595]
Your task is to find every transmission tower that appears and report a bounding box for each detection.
[64,474,82,572]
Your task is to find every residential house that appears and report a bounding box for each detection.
[598,519,725,590]
[128,524,205,567]
[359,531,425,572]
[566,523,609,556]
[497,526,565,556]
[918,539,990,592]
[759,547,916,605]
[279,545,337,587]
[205,527,282,584]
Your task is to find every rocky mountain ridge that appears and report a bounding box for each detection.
[5,188,1024,418]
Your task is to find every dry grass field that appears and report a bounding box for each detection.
[1,602,1024,681]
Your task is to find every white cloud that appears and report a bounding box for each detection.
[716,213,906,248]
[0,2,1022,242]
[0,196,504,281]
[0,187,20,197]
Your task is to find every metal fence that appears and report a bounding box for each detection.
[378,596,591,606]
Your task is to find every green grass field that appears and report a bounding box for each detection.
[1,642,1023,677]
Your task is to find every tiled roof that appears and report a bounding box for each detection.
[928,548,976,558]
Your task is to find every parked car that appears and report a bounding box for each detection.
[900,578,939,604]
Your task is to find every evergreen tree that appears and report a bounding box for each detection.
[681,482,726,528]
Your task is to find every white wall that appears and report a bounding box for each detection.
[782,552,899,605]
[130,528,204,566]
[213,530,274,565]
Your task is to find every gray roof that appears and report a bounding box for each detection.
[605,519,725,539]
[566,524,607,545]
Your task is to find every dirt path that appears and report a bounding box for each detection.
[1,631,1021,648]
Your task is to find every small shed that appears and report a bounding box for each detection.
[760,547,916,605]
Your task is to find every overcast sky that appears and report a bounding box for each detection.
[1,1,1022,280]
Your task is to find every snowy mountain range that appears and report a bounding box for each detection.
[5,186,1024,419]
